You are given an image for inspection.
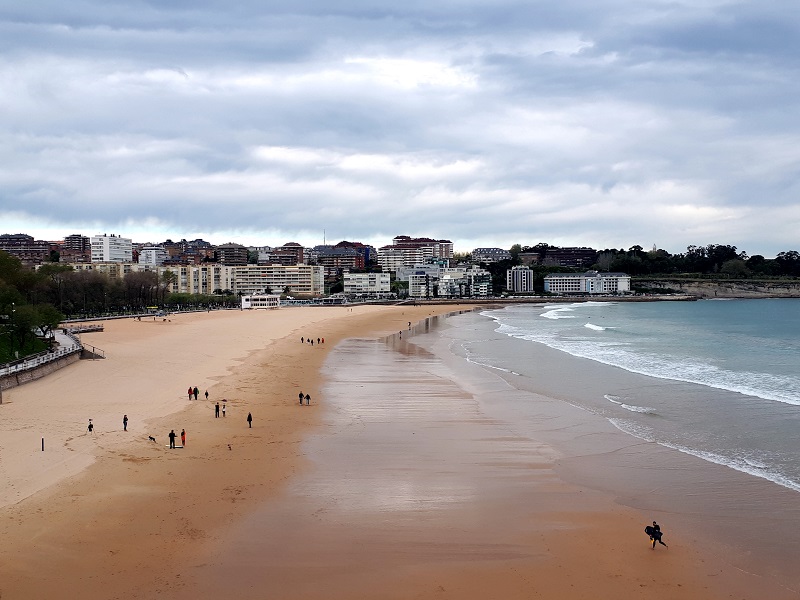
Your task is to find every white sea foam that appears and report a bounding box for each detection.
[584,322,616,331]
[607,420,800,493]
[660,443,800,493]
[488,313,800,407]
[620,403,656,414]
[541,307,576,320]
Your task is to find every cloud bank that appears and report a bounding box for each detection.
[1,1,798,255]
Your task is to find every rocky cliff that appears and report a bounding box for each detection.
[635,279,800,299]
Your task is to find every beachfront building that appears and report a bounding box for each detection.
[171,264,234,295]
[59,262,234,295]
[230,264,324,297]
[91,234,133,263]
[343,271,391,298]
[240,294,281,309]
[506,266,535,293]
[472,247,511,263]
[543,271,631,295]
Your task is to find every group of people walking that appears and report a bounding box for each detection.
[187,386,209,401]
[298,391,311,405]
[300,337,324,345]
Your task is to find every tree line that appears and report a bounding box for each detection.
[0,251,237,362]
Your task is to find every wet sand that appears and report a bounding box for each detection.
[181,314,799,599]
[1,306,796,599]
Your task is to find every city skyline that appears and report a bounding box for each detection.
[2,2,799,257]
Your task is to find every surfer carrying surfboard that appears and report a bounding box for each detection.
[645,521,667,549]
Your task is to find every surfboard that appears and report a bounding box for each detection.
[165,445,184,448]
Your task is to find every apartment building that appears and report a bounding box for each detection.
[91,234,133,263]
[543,271,631,295]
[472,247,511,263]
[231,264,324,296]
[343,271,391,297]
[506,265,535,293]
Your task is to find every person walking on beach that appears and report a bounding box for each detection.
[247,412,252,428]
[181,429,186,446]
[205,390,209,400]
[193,386,199,400]
[305,393,311,406]
[168,429,177,449]
[301,337,304,343]
[299,391,304,405]
[123,414,128,431]
[215,402,220,418]
[188,386,193,400]
[222,403,226,417]
[645,521,667,549]
[87,419,94,434]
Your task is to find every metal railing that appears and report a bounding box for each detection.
[0,343,82,377]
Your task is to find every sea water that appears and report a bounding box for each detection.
[461,299,800,493]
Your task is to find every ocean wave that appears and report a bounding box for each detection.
[488,315,800,407]
[604,395,655,414]
[584,322,616,331]
[660,443,800,493]
[607,419,800,493]
[541,307,576,320]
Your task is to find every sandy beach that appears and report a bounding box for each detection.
[0,305,795,599]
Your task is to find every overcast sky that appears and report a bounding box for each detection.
[1,1,798,256]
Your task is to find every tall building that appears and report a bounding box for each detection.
[90,234,133,263]
[215,243,249,266]
[138,246,169,266]
[377,235,454,273]
[506,266,535,293]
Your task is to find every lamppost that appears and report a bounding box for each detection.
[9,302,15,358]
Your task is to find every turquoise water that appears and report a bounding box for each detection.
[470,299,800,492]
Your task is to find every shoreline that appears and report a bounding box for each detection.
[1,303,796,598]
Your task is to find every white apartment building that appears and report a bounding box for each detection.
[64,262,234,295]
[231,264,324,296]
[544,271,631,295]
[171,264,234,295]
[506,266,535,293]
[91,234,132,263]
[138,246,168,266]
[57,262,325,297]
[343,271,391,297]
[408,265,491,298]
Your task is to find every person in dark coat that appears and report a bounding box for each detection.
[645,521,667,549]
[168,429,177,449]
[247,412,253,428]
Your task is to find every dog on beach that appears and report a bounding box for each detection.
[148,436,156,442]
